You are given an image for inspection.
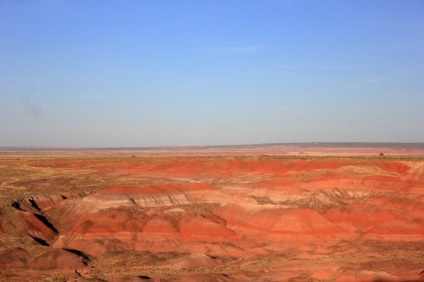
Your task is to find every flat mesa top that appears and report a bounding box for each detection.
[0,143,424,157]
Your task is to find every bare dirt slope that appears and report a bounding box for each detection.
[0,152,424,281]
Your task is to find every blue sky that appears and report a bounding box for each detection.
[1,0,423,147]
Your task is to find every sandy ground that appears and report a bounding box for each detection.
[2,143,424,157]
[0,146,424,281]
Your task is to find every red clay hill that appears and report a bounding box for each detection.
[1,144,424,281]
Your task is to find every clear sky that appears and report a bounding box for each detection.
[1,0,423,147]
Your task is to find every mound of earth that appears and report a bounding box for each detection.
[1,154,424,280]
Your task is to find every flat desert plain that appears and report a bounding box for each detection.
[1,145,424,281]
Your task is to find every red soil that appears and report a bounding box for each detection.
[1,155,424,280]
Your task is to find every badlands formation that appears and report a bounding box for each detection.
[1,146,424,281]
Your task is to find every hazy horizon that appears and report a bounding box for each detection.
[1,0,423,147]
[3,142,424,152]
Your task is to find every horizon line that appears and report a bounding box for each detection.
[2,142,424,151]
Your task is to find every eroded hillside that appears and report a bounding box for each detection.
[1,155,424,281]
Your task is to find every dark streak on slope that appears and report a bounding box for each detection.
[63,248,92,266]
[33,213,59,234]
